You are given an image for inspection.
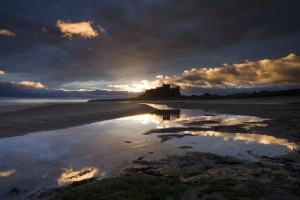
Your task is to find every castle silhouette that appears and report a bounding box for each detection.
[138,84,181,99]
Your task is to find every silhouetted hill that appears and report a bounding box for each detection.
[226,89,300,98]
[180,89,300,100]
[88,88,300,102]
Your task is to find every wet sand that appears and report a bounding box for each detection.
[0,102,155,138]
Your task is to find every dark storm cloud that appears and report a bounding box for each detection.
[0,0,300,88]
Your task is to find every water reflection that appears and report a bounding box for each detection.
[144,103,174,110]
[176,114,268,127]
[58,166,99,186]
[184,131,297,150]
[0,169,16,177]
[152,109,181,121]
[0,103,298,198]
[120,104,298,152]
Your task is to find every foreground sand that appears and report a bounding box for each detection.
[0,101,155,138]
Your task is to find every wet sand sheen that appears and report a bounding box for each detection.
[0,101,155,138]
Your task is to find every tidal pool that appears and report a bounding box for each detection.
[0,104,298,198]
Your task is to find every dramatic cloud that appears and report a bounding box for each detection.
[0,70,4,75]
[0,29,15,37]
[17,81,46,89]
[56,20,98,38]
[0,0,299,91]
[161,54,300,89]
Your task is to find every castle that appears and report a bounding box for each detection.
[138,84,181,99]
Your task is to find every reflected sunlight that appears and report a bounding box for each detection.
[144,104,174,110]
[118,114,164,125]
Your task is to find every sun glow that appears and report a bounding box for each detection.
[108,80,159,93]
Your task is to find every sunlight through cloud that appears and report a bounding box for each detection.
[108,80,161,93]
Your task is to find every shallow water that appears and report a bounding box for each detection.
[0,104,298,198]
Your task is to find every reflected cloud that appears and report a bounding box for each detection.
[177,114,268,128]
[58,166,98,186]
[0,169,16,177]
[131,140,150,149]
[185,131,298,150]
[117,106,298,151]
[118,108,269,132]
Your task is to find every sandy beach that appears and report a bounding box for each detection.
[1,97,300,199]
[0,101,155,138]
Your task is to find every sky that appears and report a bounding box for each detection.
[0,0,300,97]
